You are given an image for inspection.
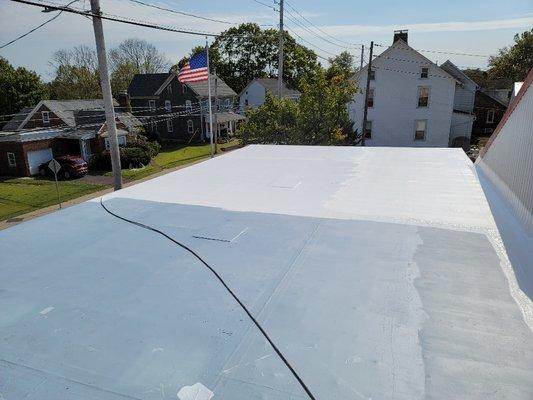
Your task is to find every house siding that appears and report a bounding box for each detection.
[349,42,455,147]
[239,81,266,110]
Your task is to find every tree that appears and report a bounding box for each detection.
[177,23,320,93]
[0,57,48,124]
[327,51,356,79]
[488,29,533,82]
[237,67,357,146]
[462,68,490,88]
[108,38,170,94]
[49,45,101,99]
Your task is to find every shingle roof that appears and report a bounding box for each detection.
[2,107,33,131]
[186,74,236,98]
[128,73,172,97]
[255,78,300,98]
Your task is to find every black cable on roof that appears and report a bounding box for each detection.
[99,197,318,400]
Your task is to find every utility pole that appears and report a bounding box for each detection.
[360,45,364,70]
[361,41,374,147]
[90,0,122,190]
[277,0,284,98]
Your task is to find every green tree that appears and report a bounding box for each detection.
[49,45,101,99]
[178,23,320,93]
[327,51,356,80]
[488,29,533,82]
[237,67,357,146]
[0,57,48,124]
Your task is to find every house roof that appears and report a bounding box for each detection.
[475,90,508,109]
[186,74,237,98]
[0,128,65,142]
[2,107,33,131]
[1,145,532,399]
[440,60,479,88]
[241,78,301,98]
[128,73,172,97]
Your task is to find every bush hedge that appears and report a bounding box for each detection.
[90,135,161,170]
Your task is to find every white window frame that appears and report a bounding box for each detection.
[417,86,430,108]
[187,119,194,134]
[225,98,231,110]
[7,152,16,167]
[364,120,372,139]
[414,119,427,141]
[167,119,173,133]
[41,111,50,124]
[185,100,193,112]
[420,67,429,79]
[148,100,156,111]
[367,88,375,108]
[486,109,495,123]
[165,100,172,112]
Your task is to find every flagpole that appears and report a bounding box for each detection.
[206,38,214,158]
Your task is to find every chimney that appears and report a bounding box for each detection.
[393,30,408,44]
[117,92,131,113]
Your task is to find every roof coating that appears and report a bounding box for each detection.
[0,145,532,399]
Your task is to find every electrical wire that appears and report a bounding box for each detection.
[8,0,219,37]
[124,0,235,25]
[284,25,331,61]
[0,0,78,49]
[99,198,318,400]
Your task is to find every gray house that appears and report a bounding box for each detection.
[128,73,242,142]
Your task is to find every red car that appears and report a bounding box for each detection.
[38,155,88,179]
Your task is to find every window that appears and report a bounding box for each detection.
[148,100,156,111]
[167,119,173,132]
[104,136,126,150]
[417,86,430,107]
[244,98,249,107]
[486,109,495,123]
[185,100,192,112]
[367,88,375,108]
[7,152,16,167]
[200,100,208,112]
[414,120,427,141]
[420,67,429,79]
[41,111,50,124]
[369,69,376,81]
[167,85,172,95]
[225,98,231,110]
[364,121,373,139]
[182,84,188,94]
[187,119,194,134]
[165,100,172,112]
[215,99,221,111]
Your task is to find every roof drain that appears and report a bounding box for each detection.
[99,198,317,400]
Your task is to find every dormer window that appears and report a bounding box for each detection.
[165,100,172,112]
[420,67,429,79]
[41,111,50,124]
[182,84,188,94]
[167,85,172,95]
[185,100,192,112]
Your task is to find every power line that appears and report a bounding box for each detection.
[125,0,236,25]
[284,24,334,61]
[9,0,219,37]
[284,0,363,48]
[251,0,277,11]
[416,48,491,58]
[0,0,78,49]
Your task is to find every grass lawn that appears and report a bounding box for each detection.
[0,178,108,221]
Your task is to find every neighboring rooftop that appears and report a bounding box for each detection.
[1,145,532,399]
[186,74,237,98]
[250,78,301,98]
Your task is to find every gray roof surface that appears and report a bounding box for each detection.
[255,78,300,97]
[2,107,33,131]
[0,145,532,399]
[128,73,171,97]
[187,74,236,98]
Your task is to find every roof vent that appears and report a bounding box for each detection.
[393,30,408,44]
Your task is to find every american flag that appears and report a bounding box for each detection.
[178,52,209,83]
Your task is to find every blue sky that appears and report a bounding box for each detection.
[1,0,532,80]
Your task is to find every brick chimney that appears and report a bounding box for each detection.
[393,30,408,44]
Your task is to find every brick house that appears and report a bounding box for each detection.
[127,72,243,142]
[0,99,141,176]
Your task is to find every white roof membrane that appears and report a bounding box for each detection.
[0,145,532,399]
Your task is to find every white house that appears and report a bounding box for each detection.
[239,78,300,111]
[349,31,475,148]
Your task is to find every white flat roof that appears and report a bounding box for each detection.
[1,145,532,399]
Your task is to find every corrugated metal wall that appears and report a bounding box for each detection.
[476,73,533,234]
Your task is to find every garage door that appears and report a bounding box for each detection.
[27,149,53,175]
